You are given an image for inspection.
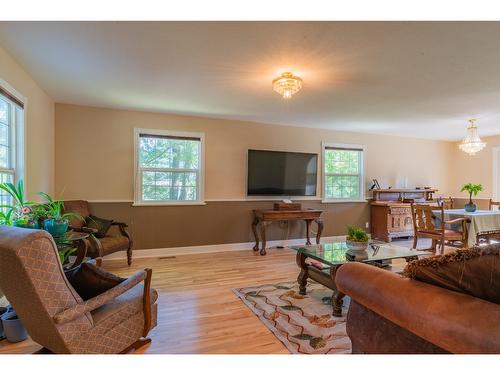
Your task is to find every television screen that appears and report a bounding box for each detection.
[247,149,318,196]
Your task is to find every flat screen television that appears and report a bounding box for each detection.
[247,149,318,196]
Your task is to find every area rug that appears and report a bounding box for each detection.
[233,281,351,354]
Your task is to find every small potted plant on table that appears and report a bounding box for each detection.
[346,226,369,253]
[460,183,483,212]
[38,192,83,237]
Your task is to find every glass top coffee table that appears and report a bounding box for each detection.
[289,241,433,317]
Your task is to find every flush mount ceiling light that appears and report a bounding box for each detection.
[272,72,303,99]
[459,119,486,155]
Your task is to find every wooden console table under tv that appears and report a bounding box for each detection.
[252,209,324,256]
[370,188,437,242]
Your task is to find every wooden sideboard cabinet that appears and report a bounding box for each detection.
[370,189,437,242]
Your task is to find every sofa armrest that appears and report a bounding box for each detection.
[53,270,148,324]
[335,262,500,354]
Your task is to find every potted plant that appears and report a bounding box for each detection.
[0,180,38,228]
[346,226,369,253]
[460,183,483,212]
[37,192,83,237]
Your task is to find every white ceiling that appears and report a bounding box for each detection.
[1,21,500,140]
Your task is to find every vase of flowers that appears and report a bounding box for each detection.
[460,183,483,212]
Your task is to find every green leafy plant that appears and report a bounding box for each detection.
[346,226,369,242]
[0,180,38,226]
[0,207,14,226]
[460,183,483,202]
[37,192,83,222]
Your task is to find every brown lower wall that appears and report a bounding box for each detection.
[89,197,494,251]
[89,200,370,250]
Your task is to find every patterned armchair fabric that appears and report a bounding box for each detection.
[63,200,134,265]
[0,226,157,353]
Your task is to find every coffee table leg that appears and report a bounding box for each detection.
[330,265,345,317]
[332,290,345,317]
[296,252,308,295]
[252,217,260,252]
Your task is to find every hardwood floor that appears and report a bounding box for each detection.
[0,239,428,354]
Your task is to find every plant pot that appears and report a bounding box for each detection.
[464,201,477,213]
[1,307,27,343]
[346,239,369,252]
[43,218,69,236]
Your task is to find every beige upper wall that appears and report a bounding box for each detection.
[0,44,54,198]
[452,134,500,200]
[56,103,455,201]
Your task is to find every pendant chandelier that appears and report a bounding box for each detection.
[459,119,486,156]
[272,72,303,99]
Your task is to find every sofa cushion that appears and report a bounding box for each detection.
[66,262,126,301]
[86,215,113,238]
[402,244,500,304]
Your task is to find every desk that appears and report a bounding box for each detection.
[252,209,323,256]
[434,209,500,247]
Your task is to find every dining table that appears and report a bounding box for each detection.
[433,209,500,247]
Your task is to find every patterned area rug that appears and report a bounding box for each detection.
[233,281,351,354]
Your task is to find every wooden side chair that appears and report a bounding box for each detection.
[410,203,469,254]
[0,226,157,353]
[435,196,454,209]
[477,199,500,243]
[63,200,134,265]
[489,199,500,210]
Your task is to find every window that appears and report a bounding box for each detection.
[0,86,24,208]
[134,129,204,205]
[322,143,365,202]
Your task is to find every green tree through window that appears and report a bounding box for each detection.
[323,145,364,200]
[137,132,203,203]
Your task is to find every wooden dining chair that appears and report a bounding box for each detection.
[410,203,469,254]
[434,196,454,209]
[489,199,500,210]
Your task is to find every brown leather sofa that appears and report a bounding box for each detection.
[335,262,500,354]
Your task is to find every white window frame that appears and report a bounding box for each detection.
[133,128,205,206]
[493,146,500,201]
[322,142,366,203]
[0,80,25,194]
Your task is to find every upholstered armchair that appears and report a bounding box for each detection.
[63,200,134,265]
[0,226,157,353]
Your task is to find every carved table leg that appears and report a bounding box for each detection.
[252,217,260,252]
[305,219,312,245]
[259,221,270,256]
[330,265,345,317]
[315,217,324,244]
[296,252,308,295]
[332,290,345,317]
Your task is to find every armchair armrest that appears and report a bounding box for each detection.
[111,222,128,228]
[336,262,500,353]
[53,269,148,324]
[70,226,98,234]
[444,217,470,225]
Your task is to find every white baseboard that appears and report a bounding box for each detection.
[104,235,346,260]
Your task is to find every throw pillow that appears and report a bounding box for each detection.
[402,243,500,304]
[85,214,113,238]
[65,262,125,300]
